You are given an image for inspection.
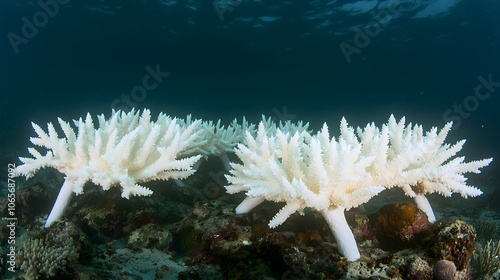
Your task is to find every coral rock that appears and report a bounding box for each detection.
[431,219,476,271]
[128,223,172,250]
[372,203,431,249]
[433,259,457,280]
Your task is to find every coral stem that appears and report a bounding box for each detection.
[321,207,360,261]
[45,180,74,227]
[414,194,436,223]
[235,196,265,214]
[219,153,231,171]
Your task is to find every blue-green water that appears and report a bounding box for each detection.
[1,0,499,171]
[1,2,500,279]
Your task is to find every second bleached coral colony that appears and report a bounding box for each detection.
[15,109,492,261]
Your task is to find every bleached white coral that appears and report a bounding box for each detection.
[178,116,254,171]
[16,109,203,227]
[258,115,310,137]
[225,121,385,261]
[357,115,492,222]
[225,115,492,261]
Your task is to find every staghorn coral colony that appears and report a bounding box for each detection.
[16,222,80,279]
[5,109,495,279]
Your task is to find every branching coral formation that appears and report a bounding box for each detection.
[15,110,492,262]
[17,223,79,279]
[16,109,204,227]
[225,115,491,261]
[180,116,254,170]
